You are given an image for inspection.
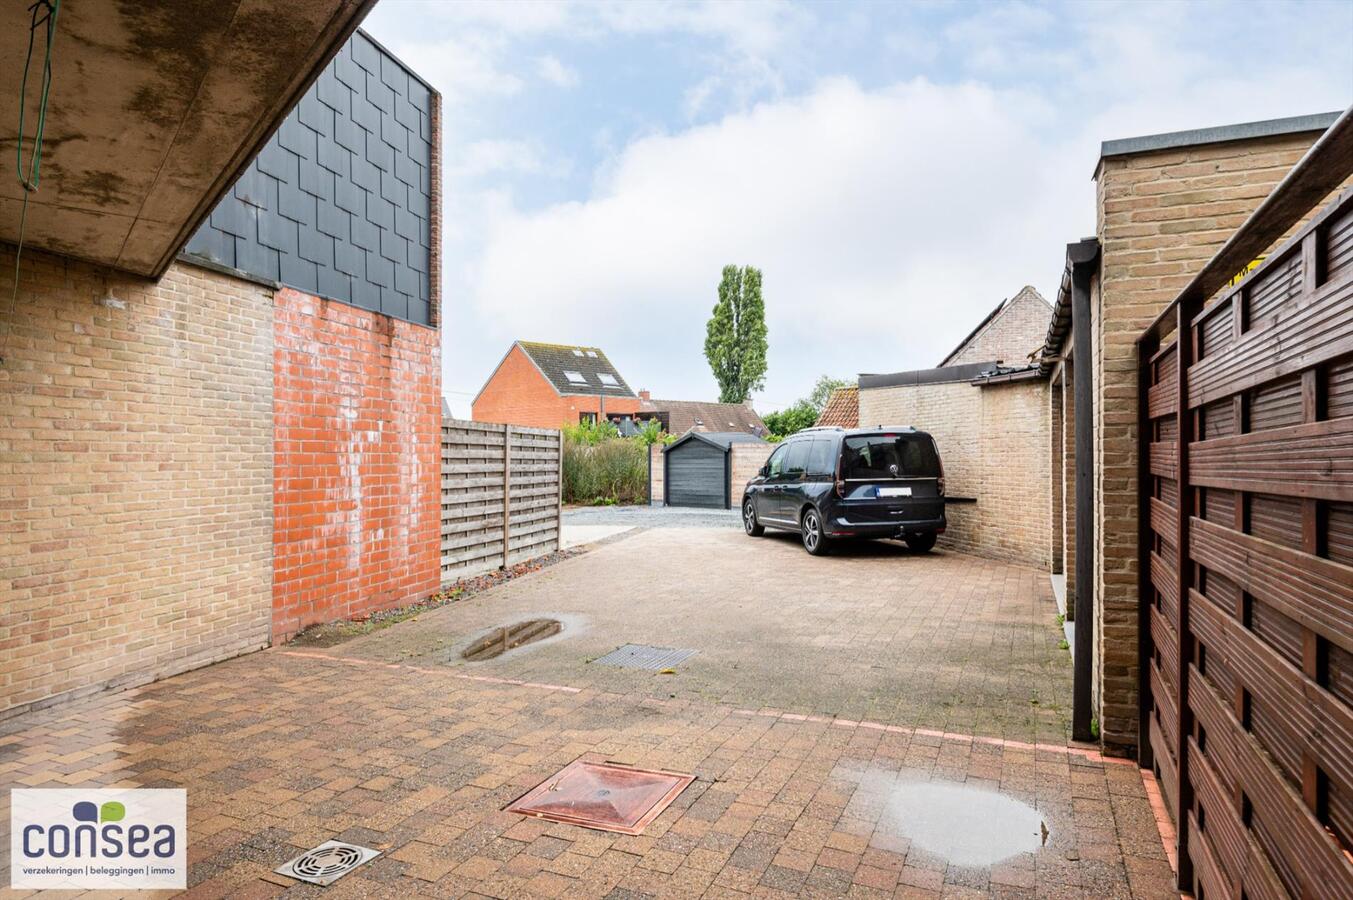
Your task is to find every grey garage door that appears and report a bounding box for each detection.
[666,442,726,508]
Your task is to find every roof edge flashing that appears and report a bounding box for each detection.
[1095,112,1340,177]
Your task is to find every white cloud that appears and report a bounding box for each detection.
[380,33,522,106]
[451,139,560,179]
[537,54,580,88]
[360,0,1353,416]
[465,78,1082,407]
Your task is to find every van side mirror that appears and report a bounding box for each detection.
[759,465,769,477]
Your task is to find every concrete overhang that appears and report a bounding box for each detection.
[0,0,375,278]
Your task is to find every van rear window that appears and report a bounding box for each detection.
[842,435,939,479]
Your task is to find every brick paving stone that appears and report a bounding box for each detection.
[0,530,1176,897]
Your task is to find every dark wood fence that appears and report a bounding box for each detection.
[440,419,562,583]
[1137,120,1353,896]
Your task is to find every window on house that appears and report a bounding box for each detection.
[564,371,587,385]
[586,351,598,357]
[579,412,597,424]
[598,373,619,387]
[572,349,584,356]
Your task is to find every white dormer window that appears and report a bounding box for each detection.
[564,371,587,384]
[572,349,584,356]
[598,373,619,387]
[586,351,598,357]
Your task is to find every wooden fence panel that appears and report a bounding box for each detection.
[1139,185,1353,897]
[440,418,562,582]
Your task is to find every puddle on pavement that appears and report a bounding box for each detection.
[879,780,1046,866]
[463,619,562,660]
[843,768,1046,867]
[453,613,586,663]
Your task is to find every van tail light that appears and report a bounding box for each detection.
[937,476,945,497]
[936,449,946,497]
[835,479,846,498]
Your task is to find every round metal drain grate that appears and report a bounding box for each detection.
[292,844,363,879]
[463,619,562,661]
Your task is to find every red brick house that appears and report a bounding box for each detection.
[473,341,641,428]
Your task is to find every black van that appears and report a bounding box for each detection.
[740,426,946,555]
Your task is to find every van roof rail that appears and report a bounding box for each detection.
[793,426,845,434]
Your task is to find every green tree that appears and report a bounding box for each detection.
[762,399,818,439]
[704,265,768,403]
[809,375,849,413]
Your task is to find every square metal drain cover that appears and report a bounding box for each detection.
[505,757,695,835]
[275,840,380,886]
[593,644,697,670]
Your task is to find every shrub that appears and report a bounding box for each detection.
[562,419,621,446]
[763,399,818,438]
[563,435,648,504]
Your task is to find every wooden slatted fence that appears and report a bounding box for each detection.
[440,419,563,583]
[1138,156,1353,896]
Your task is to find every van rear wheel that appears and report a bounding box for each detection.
[801,509,830,556]
[905,531,937,553]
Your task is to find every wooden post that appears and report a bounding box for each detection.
[1173,300,1197,893]
[1136,333,1156,771]
[1297,228,1325,825]
[502,425,512,570]
[556,429,564,553]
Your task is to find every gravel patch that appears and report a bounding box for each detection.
[564,504,741,529]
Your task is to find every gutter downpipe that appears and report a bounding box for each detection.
[1069,239,1100,743]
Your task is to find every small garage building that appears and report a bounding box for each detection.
[661,432,768,509]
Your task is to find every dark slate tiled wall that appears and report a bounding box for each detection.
[185,31,434,326]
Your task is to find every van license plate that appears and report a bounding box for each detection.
[880,486,912,497]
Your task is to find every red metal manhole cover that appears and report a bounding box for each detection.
[505,757,695,835]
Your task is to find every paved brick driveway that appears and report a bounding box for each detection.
[0,529,1177,898]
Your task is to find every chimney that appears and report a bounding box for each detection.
[639,389,651,400]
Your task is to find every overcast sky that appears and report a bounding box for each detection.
[362,0,1352,416]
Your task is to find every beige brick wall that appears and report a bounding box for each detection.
[729,443,774,501]
[1091,130,1345,751]
[944,286,1051,367]
[0,253,273,717]
[649,443,664,504]
[858,378,1050,567]
[1059,363,1077,610]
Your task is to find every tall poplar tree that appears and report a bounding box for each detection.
[703,265,768,404]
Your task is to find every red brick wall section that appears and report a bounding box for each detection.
[272,288,441,640]
[473,344,640,428]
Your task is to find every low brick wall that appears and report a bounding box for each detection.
[648,443,664,504]
[1,254,273,718]
[729,443,774,502]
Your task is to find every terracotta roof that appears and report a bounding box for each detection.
[516,341,636,398]
[639,398,766,436]
[815,386,859,428]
